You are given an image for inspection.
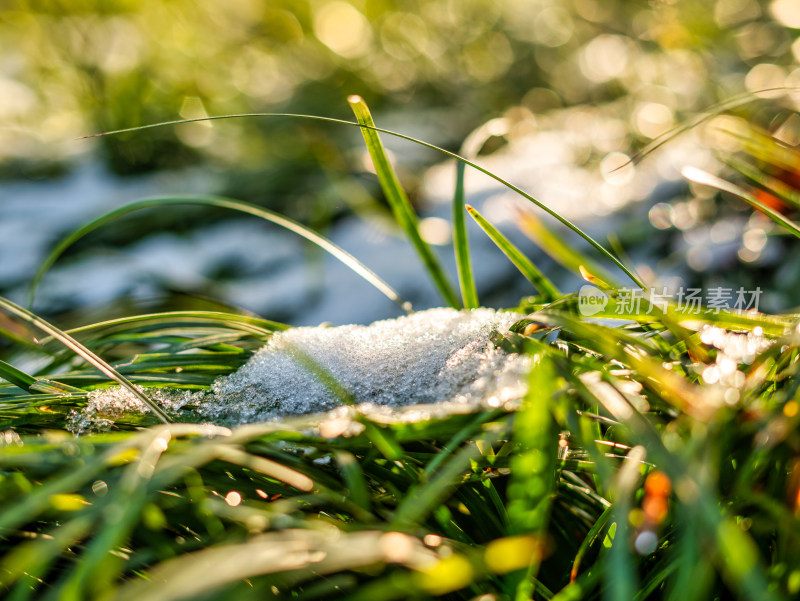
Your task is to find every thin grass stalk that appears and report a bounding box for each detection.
[621,87,797,168]
[516,210,619,289]
[452,161,479,308]
[29,196,410,313]
[80,111,645,289]
[0,296,171,423]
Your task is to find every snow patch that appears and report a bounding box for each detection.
[73,308,530,431]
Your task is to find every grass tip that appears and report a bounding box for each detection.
[347,94,365,106]
[681,166,715,186]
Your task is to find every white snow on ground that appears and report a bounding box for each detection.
[75,308,530,430]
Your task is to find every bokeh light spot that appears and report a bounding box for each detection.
[314,2,373,59]
[771,0,800,28]
[580,35,632,83]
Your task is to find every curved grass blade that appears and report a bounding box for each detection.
[466,205,559,301]
[682,167,800,239]
[348,95,460,308]
[79,110,644,289]
[619,87,797,169]
[63,310,288,338]
[0,296,171,423]
[29,196,410,313]
[452,161,479,309]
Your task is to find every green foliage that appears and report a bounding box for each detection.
[466,204,560,302]
[1,101,800,600]
[452,162,479,309]
[349,95,459,308]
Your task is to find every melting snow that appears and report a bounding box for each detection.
[73,308,530,431]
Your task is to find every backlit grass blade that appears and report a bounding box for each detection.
[29,196,410,313]
[28,379,86,395]
[517,210,619,289]
[452,161,479,309]
[682,167,800,239]
[713,120,800,173]
[466,204,559,301]
[620,87,794,169]
[81,110,644,288]
[0,295,171,423]
[348,95,460,308]
[63,311,288,338]
[722,153,800,210]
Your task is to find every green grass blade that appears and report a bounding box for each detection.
[466,205,559,301]
[721,153,800,210]
[423,410,500,478]
[570,503,614,582]
[63,311,288,338]
[28,379,86,395]
[0,360,37,393]
[348,95,460,308]
[506,349,560,600]
[0,296,171,423]
[390,429,503,529]
[713,120,800,173]
[621,87,795,168]
[606,446,646,601]
[452,161,479,309]
[81,110,644,289]
[334,451,371,513]
[682,167,800,238]
[517,211,619,289]
[279,341,355,408]
[29,196,410,314]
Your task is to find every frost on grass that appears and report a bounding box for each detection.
[73,308,530,431]
[69,386,190,433]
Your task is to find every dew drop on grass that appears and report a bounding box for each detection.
[75,308,530,430]
[91,480,108,497]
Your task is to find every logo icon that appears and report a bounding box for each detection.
[578,285,609,316]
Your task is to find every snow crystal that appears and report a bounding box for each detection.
[75,308,530,430]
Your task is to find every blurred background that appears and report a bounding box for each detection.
[1,0,800,329]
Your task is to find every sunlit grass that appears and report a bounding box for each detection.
[1,98,800,600]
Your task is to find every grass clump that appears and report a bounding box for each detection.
[0,98,799,601]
